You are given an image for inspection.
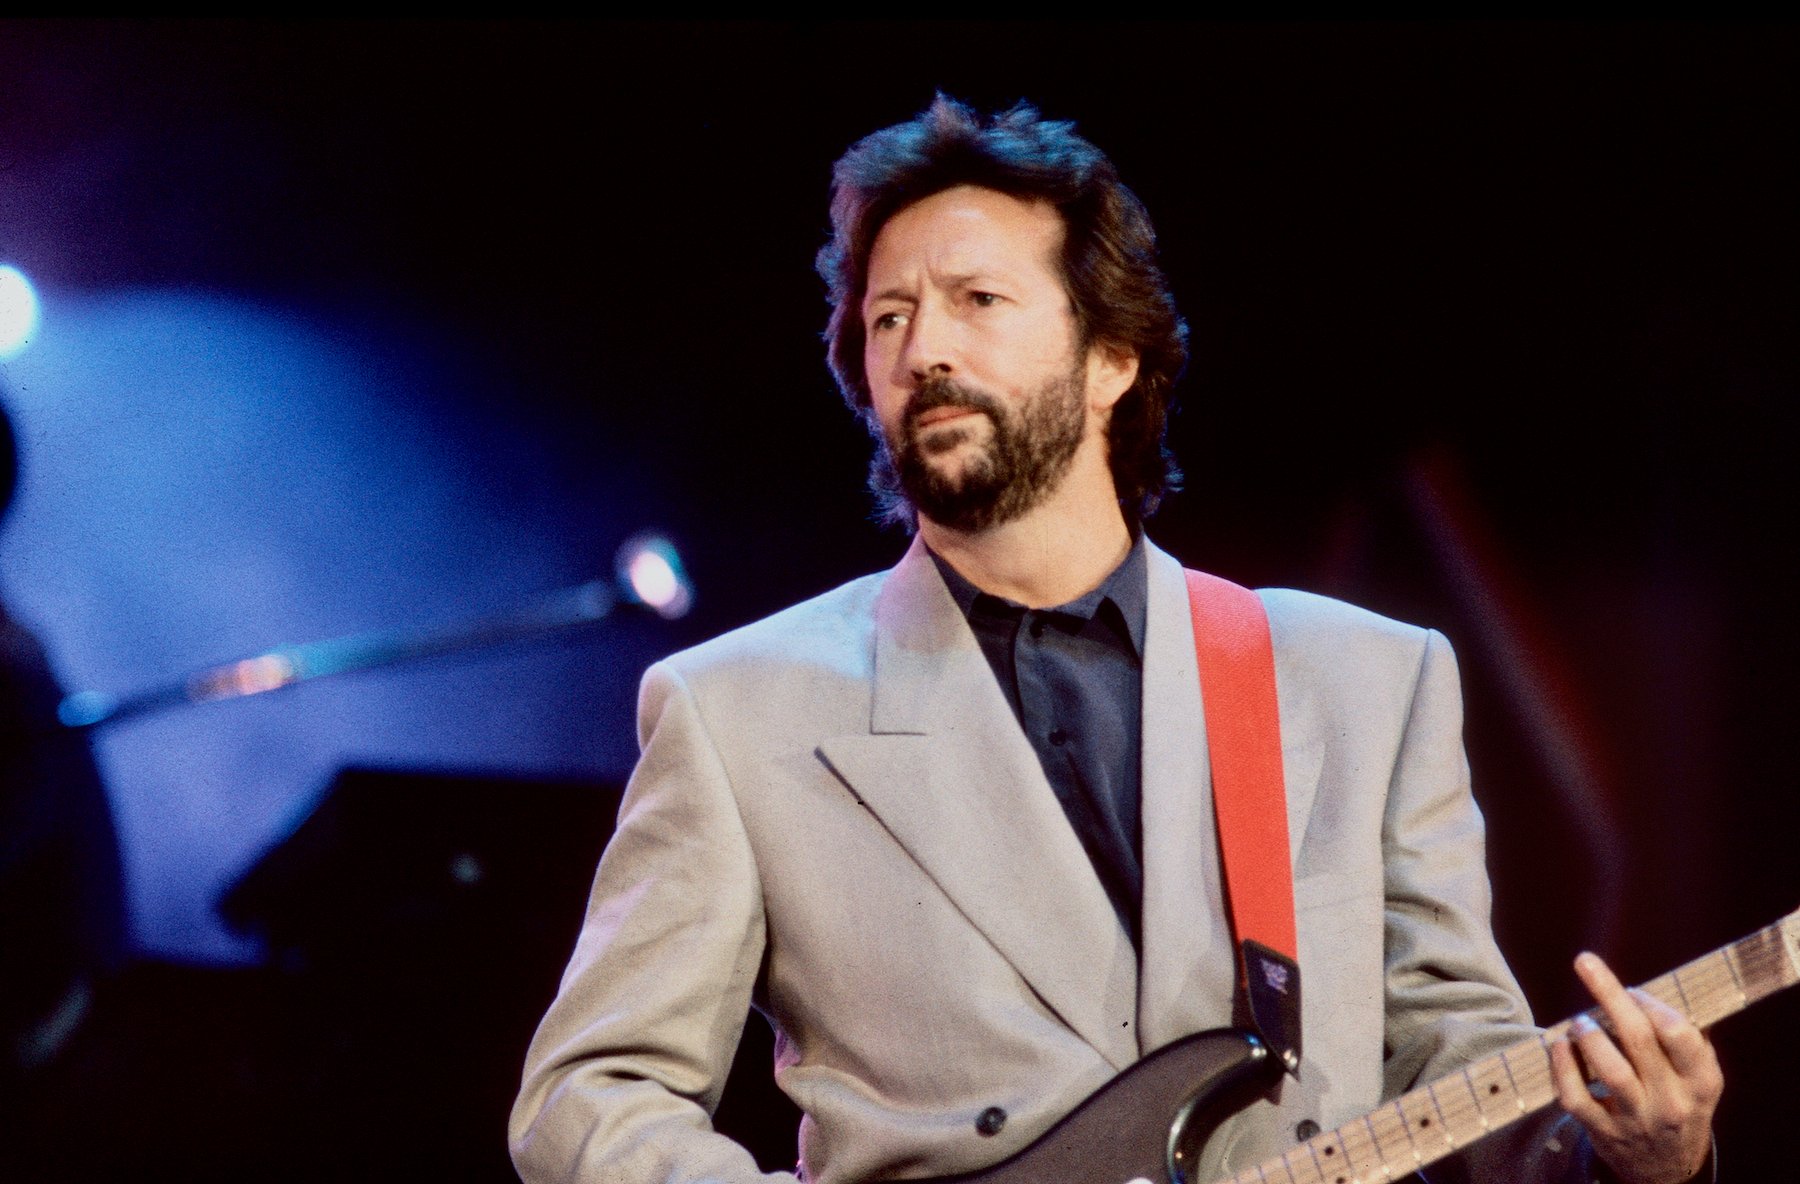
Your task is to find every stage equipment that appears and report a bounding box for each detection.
[57,531,693,729]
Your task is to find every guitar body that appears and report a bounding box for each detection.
[913,1028,1282,1184]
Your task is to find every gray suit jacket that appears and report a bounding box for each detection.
[510,539,1593,1184]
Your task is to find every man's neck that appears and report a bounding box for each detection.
[918,458,1133,609]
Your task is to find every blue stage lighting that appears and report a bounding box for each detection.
[0,266,40,358]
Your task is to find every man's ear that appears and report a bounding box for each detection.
[1085,342,1139,413]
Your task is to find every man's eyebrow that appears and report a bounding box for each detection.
[864,272,996,307]
[864,286,916,307]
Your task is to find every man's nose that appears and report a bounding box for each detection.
[899,305,956,381]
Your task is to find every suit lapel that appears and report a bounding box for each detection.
[1136,544,1325,1053]
[816,539,1140,1072]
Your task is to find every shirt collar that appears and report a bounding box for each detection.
[928,530,1149,657]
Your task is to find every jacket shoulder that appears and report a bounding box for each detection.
[1254,586,1454,697]
[657,568,891,690]
[1257,586,1437,647]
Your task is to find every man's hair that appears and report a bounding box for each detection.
[817,94,1189,520]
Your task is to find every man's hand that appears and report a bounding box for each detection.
[1549,952,1723,1184]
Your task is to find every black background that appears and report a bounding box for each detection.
[1,19,1795,1181]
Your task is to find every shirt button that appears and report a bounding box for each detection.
[975,1106,1007,1136]
[1029,618,1045,639]
[1048,728,1068,746]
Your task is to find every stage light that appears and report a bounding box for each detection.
[617,532,693,620]
[0,265,40,358]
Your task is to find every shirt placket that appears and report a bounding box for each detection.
[1012,610,1072,803]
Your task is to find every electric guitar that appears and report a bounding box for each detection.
[912,909,1799,1184]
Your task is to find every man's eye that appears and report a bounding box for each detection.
[969,291,1001,307]
[871,311,905,332]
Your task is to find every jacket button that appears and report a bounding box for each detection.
[975,1106,1007,1136]
[1296,1119,1321,1141]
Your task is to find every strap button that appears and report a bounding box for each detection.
[975,1106,1007,1136]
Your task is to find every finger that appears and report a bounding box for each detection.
[1635,989,1725,1100]
[1574,953,1671,1092]
[1548,1026,1614,1132]
[1567,1009,1648,1115]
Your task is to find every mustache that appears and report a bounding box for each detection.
[902,376,1003,431]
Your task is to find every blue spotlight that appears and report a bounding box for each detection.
[0,266,40,358]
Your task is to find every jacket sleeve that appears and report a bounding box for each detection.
[509,660,800,1184]
[1379,629,1599,1184]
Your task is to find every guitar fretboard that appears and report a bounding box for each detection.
[1221,911,1799,1184]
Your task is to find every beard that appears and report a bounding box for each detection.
[868,365,1088,533]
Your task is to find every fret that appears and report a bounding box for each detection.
[1698,956,1743,1025]
[1721,937,1750,1003]
[1393,1088,1455,1161]
[1360,1108,1404,1173]
[1751,924,1791,999]
[1278,1141,1323,1184]
[1494,1043,1529,1115]
[1683,952,1740,1025]
[1664,962,1714,1027]
[1462,1054,1521,1128]
[1304,1127,1357,1184]
[1427,1072,1482,1144]
[1692,955,1740,1024]
[1332,1111,1390,1183]
[1500,1036,1558,1112]
[1667,964,1694,1016]
[1731,935,1773,998]
[1364,1100,1415,1171]
[1750,919,1800,999]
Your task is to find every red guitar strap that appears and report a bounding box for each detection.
[1184,569,1302,1073]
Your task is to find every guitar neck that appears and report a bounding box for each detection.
[1222,911,1800,1184]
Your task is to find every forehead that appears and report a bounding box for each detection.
[865,185,1066,291]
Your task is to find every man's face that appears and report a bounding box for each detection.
[859,185,1112,533]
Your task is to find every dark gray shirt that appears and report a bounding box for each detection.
[929,537,1148,945]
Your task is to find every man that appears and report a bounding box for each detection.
[510,97,1720,1184]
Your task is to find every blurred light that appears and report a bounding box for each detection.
[58,690,116,729]
[189,653,298,700]
[0,265,40,358]
[617,532,693,619]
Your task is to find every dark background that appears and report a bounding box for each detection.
[1,19,1795,1181]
